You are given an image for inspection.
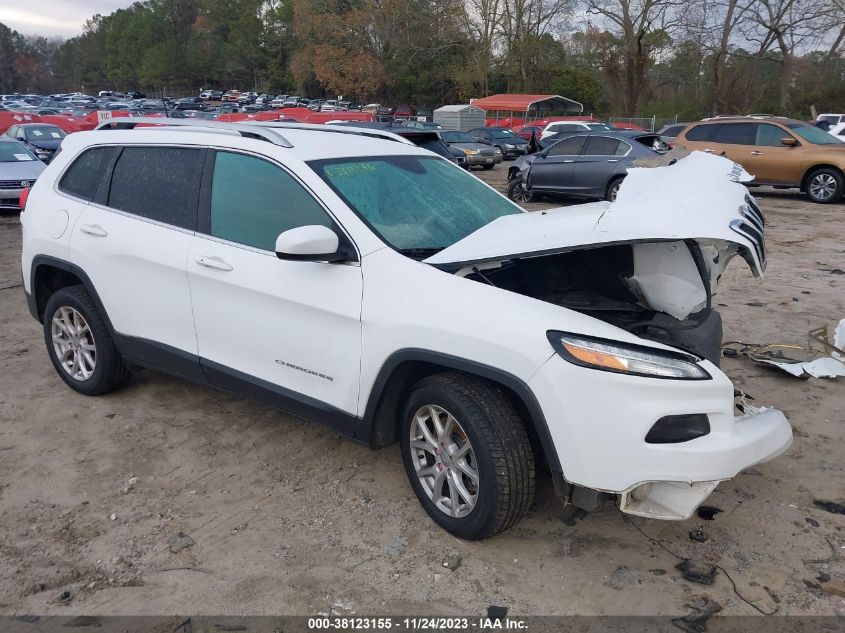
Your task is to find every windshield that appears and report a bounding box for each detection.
[490,129,518,139]
[26,126,66,139]
[788,123,842,145]
[441,131,474,143]
[310,156,521,252]
[587,123,615,131]
[0,142,38,162]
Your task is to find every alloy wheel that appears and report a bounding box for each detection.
[51,306,96,381]
[810,173,837,201]
[409,404,479,518]
[511,182,533,203]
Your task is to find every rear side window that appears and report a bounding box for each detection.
[684,124,716,141]
[107,147,203,229]
[583,136,622,156]
[208,151,332,251]
[547,136,586,156]
[59,147,116,201]
[714,123,756,145]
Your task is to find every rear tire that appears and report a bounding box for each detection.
[507,178,534,203]
[805,167,843,203]
[43,285,132,396]
[400,372,535,540]
[606,176,624,202]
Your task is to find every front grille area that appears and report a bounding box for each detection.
[479,148,495,156]
[729,194,767,270]
[0,179,35,189]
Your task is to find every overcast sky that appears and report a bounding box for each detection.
[1,1,128,38]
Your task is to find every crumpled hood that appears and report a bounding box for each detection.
[425,152,761,274]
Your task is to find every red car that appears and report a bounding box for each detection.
[515,125,543,141]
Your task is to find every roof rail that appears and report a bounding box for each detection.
[94,117,293,148]
[245,120,416,145]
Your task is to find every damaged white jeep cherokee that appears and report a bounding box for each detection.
[21,119,792,540]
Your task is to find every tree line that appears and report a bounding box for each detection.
[1,0,843,118]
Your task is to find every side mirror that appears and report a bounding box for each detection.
[780,137,798,147]
[275,225,345,262]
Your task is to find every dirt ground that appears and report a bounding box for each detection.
[0,163,843,619]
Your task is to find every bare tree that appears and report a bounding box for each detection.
[741,0,837,111]
[583,0,682,114]
[498,0,572,90]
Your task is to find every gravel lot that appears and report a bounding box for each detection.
[0,163,843,618]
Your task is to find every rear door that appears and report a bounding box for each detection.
[527,135,586,191]
[68,145,204,363]
[572,136,629,196]
[710,122,756,164]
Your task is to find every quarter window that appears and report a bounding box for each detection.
[107,147,203,229]
[208,151,332,251]
[59,146,116,201]
[684,124,716,141]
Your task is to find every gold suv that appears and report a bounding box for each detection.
[676,116,845,203]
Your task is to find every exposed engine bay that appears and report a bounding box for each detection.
[463,241,724,365]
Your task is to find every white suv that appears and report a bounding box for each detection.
[20,119,792,540]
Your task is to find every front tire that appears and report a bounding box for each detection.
[400,372,535,540]
[507,177,534,203]
[43,285,132,396]
[805,167,843,203]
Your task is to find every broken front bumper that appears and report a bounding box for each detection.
[617,407,790,519]
[529,355,793,519]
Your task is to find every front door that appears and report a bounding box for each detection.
[741,123,804,185]
[186,150,363,433]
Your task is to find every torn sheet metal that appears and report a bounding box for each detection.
[723,319,845,378]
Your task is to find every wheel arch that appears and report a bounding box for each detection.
[359,350,562,473]
[606,173,626,198]
[29,256,112,330]
[800,163,844,192]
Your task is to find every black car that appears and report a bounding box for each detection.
[3,123,67,163]
[466,127,529,159]
[507,131,665,203]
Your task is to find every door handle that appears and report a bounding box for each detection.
[80,224,107,237]
[607,159,619,163]
[196,256,234,272]
[703,149,715,153]
[563,159,575,163]
[750,151,762,156]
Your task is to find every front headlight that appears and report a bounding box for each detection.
[463,149,479,155]
[504,143,514,149]
[546,331,710,380]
